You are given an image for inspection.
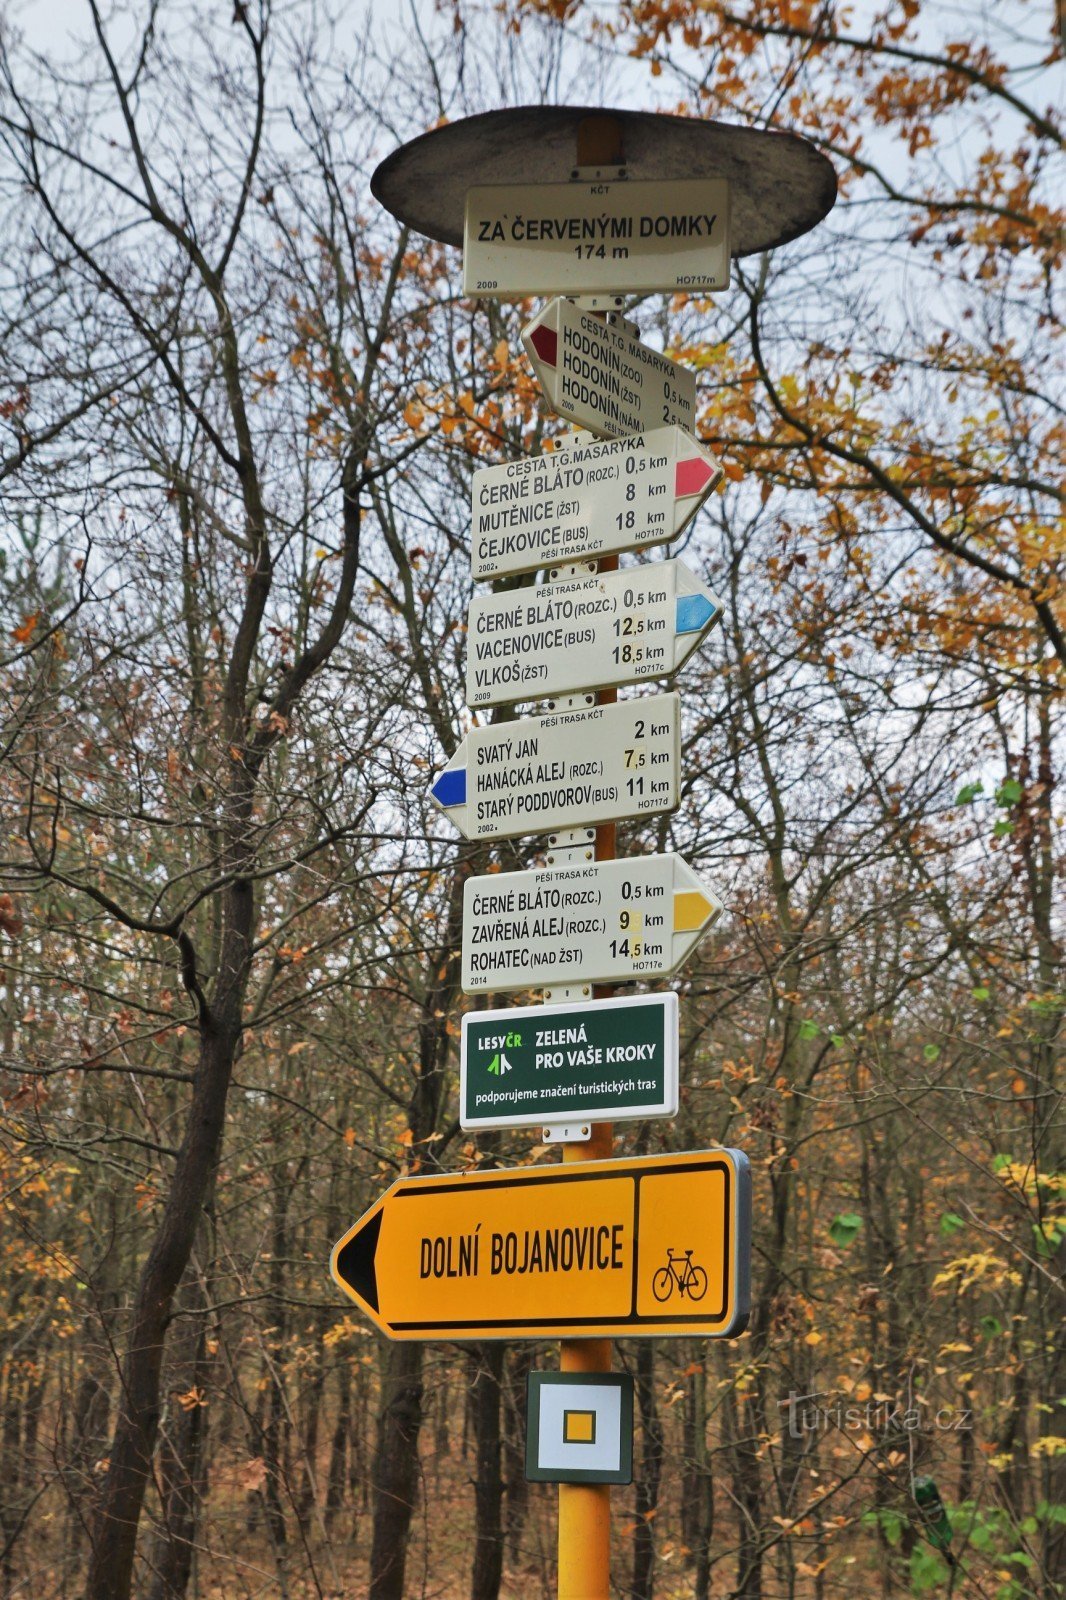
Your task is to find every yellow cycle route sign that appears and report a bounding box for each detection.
[330,1148,750,1342]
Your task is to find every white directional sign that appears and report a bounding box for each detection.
[462,853,724,994]
[466,560,721,708]
[463,179,730,298]
[470,426,722,582]
[430,694,680,840]
[522,298,696,439]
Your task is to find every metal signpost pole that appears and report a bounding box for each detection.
[558,114,621,1600]
[558,123,622,1600]
[354,98,835,1600]
[558,573,616,1600]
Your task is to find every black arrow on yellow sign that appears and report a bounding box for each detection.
[330,1149,750,1342]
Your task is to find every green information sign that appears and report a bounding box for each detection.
[460,993,678,1131]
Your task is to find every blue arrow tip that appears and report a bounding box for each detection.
[431,767,467,808]
[675,593,719,635]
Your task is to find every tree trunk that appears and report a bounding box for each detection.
[633,1340,663,1600]
[470,1342,506,1600]
[367,849,472,1598]
[324,1362,352,1533]
[503,1345,535,1565]
[65,1372,110,1580]
[354,1362,370,1511]
[680,1345,714,1600]
[261,1171,291,1560]
[145,1294,212,1600]
[368,1340,425,1600]
[296,1311,329,1529]
[0,1361,23,1599]
[83,994,247,1600]
[722,1362,762,1600]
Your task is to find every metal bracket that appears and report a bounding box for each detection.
[556,427,595,449]
[544,694,596,719]
[542,806,596,1005]
[545,561,597,584]
[569,164,628,184]
[559,287,638,333]
[542,1122,593,1144]
[544,824,595,867]
[572,295,633,321]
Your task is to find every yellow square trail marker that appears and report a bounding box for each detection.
[526,1373,634,1485]
[563,1410,596,1444]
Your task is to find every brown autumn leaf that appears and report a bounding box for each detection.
[239,1456,267,1493]
[11,611,38,644]
[0,894,21,938]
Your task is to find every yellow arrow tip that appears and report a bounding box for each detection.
[673,889,718,934]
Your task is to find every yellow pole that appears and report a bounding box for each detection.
[558,1251,613,1600]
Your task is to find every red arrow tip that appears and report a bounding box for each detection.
[529,324,558,368]
[675,456,720,498]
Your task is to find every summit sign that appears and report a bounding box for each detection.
[464,178,730,297]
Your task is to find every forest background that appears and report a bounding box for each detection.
[0,0,1062,1597]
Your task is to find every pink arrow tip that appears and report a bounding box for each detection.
[529,324,558,368]
[675,455,721,498]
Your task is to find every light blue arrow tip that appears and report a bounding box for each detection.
[675,593,719,635]
[431,767,467,808]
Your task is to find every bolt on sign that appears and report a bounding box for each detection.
[460,992,679,1131]
[470,424,722,583]
[463,178,731,297]
[522,297,696,439]
[465,560,721,709]
[329,1148,751,1341]
[461,852,724,995]
[430,694,681,841]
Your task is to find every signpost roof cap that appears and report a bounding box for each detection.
[371,105,836,257]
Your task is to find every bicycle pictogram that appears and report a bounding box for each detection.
[652,1248,708,1302]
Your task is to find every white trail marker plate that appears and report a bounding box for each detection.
[430,694,680,841]
[470,425,722,582]
[522,298,695,439]
[461,852,724,994]
[466,560,721,709]
[464,178,730,298]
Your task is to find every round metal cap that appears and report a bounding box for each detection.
[371,106,836,257]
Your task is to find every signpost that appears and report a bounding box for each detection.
[430,694,680,840]
[330,1148,751,1342]
[460,992,678,1130]
[466,560,721,707]
[461,852,724,995]
[367,101,836,1600]
[463,178,730,297]
[522,297,696,438]
[470,424,722,582]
